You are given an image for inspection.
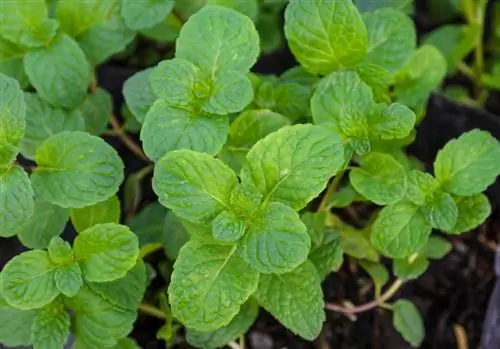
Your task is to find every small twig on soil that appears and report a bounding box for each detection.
[325,279,404,315]
[108,115,151,163]
[453,324,469,349]
[138,303,166,320]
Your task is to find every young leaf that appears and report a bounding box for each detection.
[48,237,73,265]
[24,34,91,109]
[123,68,157,124]
[239,202,310,274]
[31,131,124,208]
[21,93,85,160]
[169,241,259,331]
[406,170,440,205]
[367,103,416,140]
[241,124,345,210]
[328,183,364,208]
[17,197,69,249]
[186,299,259,349]
[355,63,392,102]
[70,195,121,233]
[284,0,368,75]
[219,109,290,172]
[56,0,115,37]
[176,5,259,74]
[0,250,59,310]
[0,73,25,167]
[309,228,343,280]
[153,149,238,224]
[212,210,246,242]
[447,194,491,234]
[31,300,70,349]
[0,0,57,47]
[256,261,325,340]
[392,299,425,347]
[362,8,416,72]
[54,263,84,298]
[73,223,139,283]
[371,201,432,258]
[434,130,500,196]
[349,152,407,205]
[121,0,174,30]
[393,257,429,280]
[141,101,229,161]
[340,225,379,262]
[421,191,458,231]
[0,166,34,237]
[80,88,113,136]
[422,236,452,259]
[0,298,35,347]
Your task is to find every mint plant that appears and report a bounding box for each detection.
[1,1,500,348]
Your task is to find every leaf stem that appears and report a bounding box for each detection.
[138,303,166,320]
[317,170,346,212]
[325,279,404,315]
[109,115,151,163]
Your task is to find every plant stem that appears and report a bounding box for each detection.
[325,279,404,315]
[138,303,166,320]
[317,170,346,212]
[109,115,150,163]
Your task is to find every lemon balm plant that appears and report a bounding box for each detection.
[1,1,500,349]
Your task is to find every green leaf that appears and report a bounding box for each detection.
[0,166,34,237]
[284,0,368,75]
[0,298,35,347]
[392,299,425,347]
[355,0,413,13]
[127,203,167,245]
[80,88,113,135]
[422,236,452,259]
[367,103,416,140]
[421,191,458,231]
[241,124,345,210]
[350,152,407,205]
[123,68,157,124]
[358,261,389,296]
[87,261,147,311]
[121,0,174,30]
[22,93,85,160]
[423,24,479,73]
[110,338,140,349]
[239,202,310,274]
[208,0,259,21]
[447,194,491,234]
[328,183,364,208]
[141,101,229,161]
[406,170,440,205]
[67,285,137,348]
[31,131,124,209]
[70,195,121,233]
[311,71,373,154]
[153,149,238,224]
[54,263,83,297]
[301,212,326,249]
[17,197,69,249]
[362,8,416,72]
[163,211,191,260]
[355,63,392,102]
[0,0,57,47]
[48,237,74,265]
[73,223,139,283]
[0,250,59,310]
[169,241,259,331]
[186,299,259,349]
[219,109,290,172]
[339,225,379,262]
[393,257,429,280]
[176,5,260,74]
[212,210,246,242]
[77,10,135,65]
[56,0,115,37]
[256,261,325,340]
[371,201,432,258]
[0,57,29,90]
[257,10,283,54]
[31,300,70,349]
[0,73,25,166]
[394,45,447,108]
[24,34,91,109]
[140,13,182,42]
[202,71,254,115]
[434,129,500,196]
[309,228,343,280]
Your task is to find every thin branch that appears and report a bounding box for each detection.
[109,115,150,163]
[138,303,166,320]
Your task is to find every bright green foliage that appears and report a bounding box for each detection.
[448,194,491,234]
[169,241,259,331]
[70,195,121,233]
[434,130,500,196]
[362,9,416,72]
[256,261,325,340]
[80,88,113,135]
[187,299,259,349]
[284,0,368,75]
[121,0,174,30]
[309,228,343,280]
[422,236,452,259]
[241,124,345,210]
[350,152,407,205]
[73,223,139,282]
[56,0,115,37]
[392,299,425,347]
[17,197,69,249]
[31,301,71,349]
[212,210,246,242]
[31,131,124,208]
[123,68,157,124]
[0,295,36,347]
[24,34,91,109]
